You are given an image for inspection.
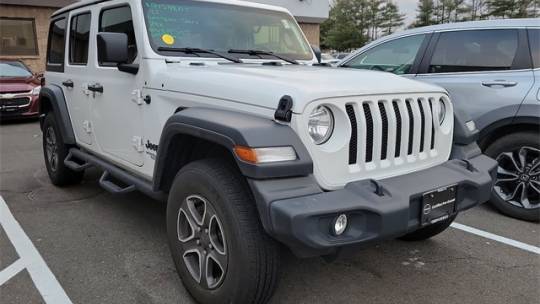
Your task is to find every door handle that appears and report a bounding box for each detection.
[482,81,518,88]
[87,83,103,93]
[62,80,74,88]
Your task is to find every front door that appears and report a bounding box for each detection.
[416,29,534,130]
[89,3,145,167]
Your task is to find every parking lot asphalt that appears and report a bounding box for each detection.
[1,120,539,304]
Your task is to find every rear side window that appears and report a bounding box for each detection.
[99,6,137,65]
[429,30,519,73]
[47,18,66,71]
[344,34,425,75]
[528,29,540,69]
[69,12,91,65]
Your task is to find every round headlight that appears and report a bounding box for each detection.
[308,105,334,145]
[438,99,446,125]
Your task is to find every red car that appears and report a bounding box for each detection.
[0,60,42,120]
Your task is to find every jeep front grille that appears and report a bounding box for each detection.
[295,93,453,190]
[345,97,442,166]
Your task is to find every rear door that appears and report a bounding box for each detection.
[416,29,535,130]
[64,10,93,146]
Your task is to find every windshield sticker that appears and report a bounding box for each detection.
[161,34,175,45]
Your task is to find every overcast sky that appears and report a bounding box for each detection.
[328,0,418,26]
[397,0,418,25]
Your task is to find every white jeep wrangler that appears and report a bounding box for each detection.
[40,0,497,303]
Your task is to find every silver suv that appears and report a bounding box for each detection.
[339,19,540,221]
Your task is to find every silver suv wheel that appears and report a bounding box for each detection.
[494,146,539,209]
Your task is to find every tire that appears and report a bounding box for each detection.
[399,214,456,241]
[484,132,540,222]
[42,112,84,186]
[166,159,279,304]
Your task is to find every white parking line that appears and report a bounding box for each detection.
[0,196,73,304]
[451,222,540,255]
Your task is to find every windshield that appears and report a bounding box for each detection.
[0,62,32,78]
[142,0,313,61]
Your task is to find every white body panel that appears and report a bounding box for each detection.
[46,0,454,188]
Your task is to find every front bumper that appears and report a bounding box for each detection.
[249,153,496,257]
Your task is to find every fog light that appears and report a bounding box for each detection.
[332,214,348,236]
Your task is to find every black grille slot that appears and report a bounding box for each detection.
[0,97,30,107]
[363,103,374,163]
[345,104,357,164]
[417,99,426,153]
[392,101,402,157]
[429,99,435,150]
[405,100,414,155]
[378,102,388,160]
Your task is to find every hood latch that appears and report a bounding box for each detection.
[274,95,293,122]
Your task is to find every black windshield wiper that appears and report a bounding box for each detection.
[227,49,298,65]
[157,47,243,63]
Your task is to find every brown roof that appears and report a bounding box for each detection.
[0,0,77,8]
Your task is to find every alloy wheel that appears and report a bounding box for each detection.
[494,146,540,209]
[177,194,228,289]
[45,126,58,172]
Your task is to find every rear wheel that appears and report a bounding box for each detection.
[166,159,279,304]
[484,132,540,222]
[42,112,84,186]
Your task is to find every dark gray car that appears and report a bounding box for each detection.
[339,19,540,221]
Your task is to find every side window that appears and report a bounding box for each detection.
[47,17,66,71]
[429,30,519,73]
[69,12,91,65]
[528,29,540,69]
[99,6,137,65]
[344,35,425,75]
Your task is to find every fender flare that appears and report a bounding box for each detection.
[39,85,76,145]
[153,108,313,190]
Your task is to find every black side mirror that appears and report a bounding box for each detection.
[97,32,129,64]
[311,44,322,64]
[97,32,138,74]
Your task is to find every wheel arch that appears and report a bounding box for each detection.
[38,85,76,145]
[479,116,540,151]
[152,108,313,193]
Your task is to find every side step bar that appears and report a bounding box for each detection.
[99,171,136,194]
[64,148,167,202]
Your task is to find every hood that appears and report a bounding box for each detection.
[160,64,446,113]
[0,77,39,93]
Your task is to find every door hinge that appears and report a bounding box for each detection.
[82,120,92,133]
[132,136,144,153]
[131,89,144,105]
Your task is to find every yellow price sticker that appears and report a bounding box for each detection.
[161,34,175,45]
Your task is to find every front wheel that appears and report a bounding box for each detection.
[484,132,540,222]
[166,159,279,304]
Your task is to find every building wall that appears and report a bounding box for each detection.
[0,5,57,73]
[299,23,320,46]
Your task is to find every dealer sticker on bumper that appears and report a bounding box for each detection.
[421,185,457,226]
